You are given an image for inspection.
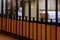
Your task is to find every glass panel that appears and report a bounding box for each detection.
[48,11,56,22]
[31,0,36,21]
[58,11,60,23]
[25,1,29,20]
[58,0,60,10]
[47,0,56,23]
[39,0,45,22]
[39,11,56,23]
[58,0,60,23]
[48,0,55,10]
[39,11,45,22]
[39,0,45,10]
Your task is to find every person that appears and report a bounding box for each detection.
[18,7,22,20]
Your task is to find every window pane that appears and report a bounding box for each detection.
[39,11,56,23]
[48,0,55,10]
[58,0,60,10]
[39,0,45,10]
[58,0,60,23]
[39,0,45,22]
[58,11,60,23]
[48,11,56,22]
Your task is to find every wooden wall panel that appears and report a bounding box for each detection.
[25,22,29,38]
[51,25,56,40]
[42,24,45,40]
[8,19,11,33]
[7,18,9,32]
[47,25,50,40]
[23,21,26,37]
[30,22,33,39]
[13,20,16,34]
[2,18,7,31]
[57,26,60,40]
[11,20,14,33]
[17,20,20,35]
[19,20,22,36]
[1,18,60,40]
[0,18,1,30]
[34,23,36,40]
[38,24,41,40]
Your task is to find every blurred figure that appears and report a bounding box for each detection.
[18,7,22,20]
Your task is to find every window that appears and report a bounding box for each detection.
[39,0,60,23]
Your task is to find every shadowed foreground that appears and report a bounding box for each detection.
[0,33,17,40]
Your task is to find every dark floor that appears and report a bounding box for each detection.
[0,31,33,40]
[0,33,17,40]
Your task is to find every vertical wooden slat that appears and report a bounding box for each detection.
[20,20,22,36]
[38,24,41,40]
[51,25,56,40]
[47,25,50,40]
[2,18,6,31]
[0,18,1,30]
[42,24,45,40]
[17,20,20,35]
[25,17,27,37]
[23,21,25,37]
[19,16,21,36]
[9,18,11,33]
[12,19,14,33]
[13,20,16,34]
[34,23,36,40]
[57,27,60,40]
[30,22,33,39]
[7,18,9,32]
[41,19,42,40]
